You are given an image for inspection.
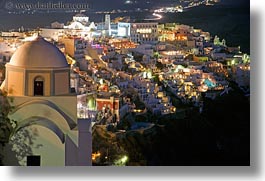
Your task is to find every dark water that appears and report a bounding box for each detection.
[0,0,250,53]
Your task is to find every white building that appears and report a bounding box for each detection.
[73,13,90,24]
[130,22,158,44]
[0,36,92,166]
[130,44,154,57]
[41,13,96,41]
[105,14,111,36]
[40,28,65,41]
[1,31,24,37]
[60,37,88,70]
[117,22,131,37]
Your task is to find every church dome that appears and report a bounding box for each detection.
[9,37,68,68]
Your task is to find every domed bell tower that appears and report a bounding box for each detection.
[3,36,70,96]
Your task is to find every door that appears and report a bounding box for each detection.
[27,155,41,166]
[34,81,44,96]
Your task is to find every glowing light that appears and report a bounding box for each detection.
[114,155,129,166]
[99,79,104,85]
[23,34,38,41]
[92,152,101,161]
[147,72,152,79]
[121,156,128,163]
[144,13,163,21]
[136,28,152,34]
[91,44,103,49]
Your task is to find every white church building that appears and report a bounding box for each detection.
[40,13,96,41]
[0,36,92,166]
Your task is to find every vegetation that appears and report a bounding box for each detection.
[92,125,128,166]
[0,90,16,165]
[0,90,37,166]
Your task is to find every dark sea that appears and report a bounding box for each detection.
[0,0,250,53]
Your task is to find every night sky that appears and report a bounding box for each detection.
[0,0,250,52]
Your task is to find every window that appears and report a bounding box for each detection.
[34,76,44,96]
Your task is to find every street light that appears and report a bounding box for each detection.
[121,156,128,163]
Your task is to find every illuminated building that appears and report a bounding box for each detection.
[60,36,88,70]
[158,30,176,42]
[117,22,131,37]
[105,14,111,36]
[130,22,158,44]
[0,36,91,166]
[109,39,136,50]
[96,95,124,122]
[41,13,96,41]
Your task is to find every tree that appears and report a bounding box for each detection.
[0,90,16,165]
[0,91,15,144]
[0,90,40,165]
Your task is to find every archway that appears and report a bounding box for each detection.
[9,117,66,166]
[9,99,77,130]
[13,116,66,143]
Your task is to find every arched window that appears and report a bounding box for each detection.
[34,76,44,96]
